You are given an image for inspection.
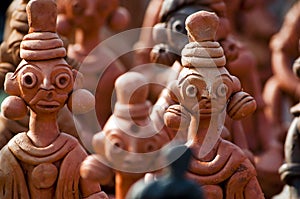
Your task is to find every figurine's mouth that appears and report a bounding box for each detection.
[36,101,60,110]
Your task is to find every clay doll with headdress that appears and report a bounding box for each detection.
[80,72,171,199]
[164,11,264,198]
[0,0,81,150]
[0,0,107,198]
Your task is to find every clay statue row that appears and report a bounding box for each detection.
[0,0,299,198]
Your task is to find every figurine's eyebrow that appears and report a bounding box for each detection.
[179,73,204,84]
[216,73,233,82]
[12,62,41,79]
[54,63,72,68]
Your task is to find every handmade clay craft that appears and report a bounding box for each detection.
[56,0,130,128]
[80,72,171,199]
[135,1,282,196]
[0,0,107,198]
[163,11,264,199]
[0,0,82,150]
[263,0,300,138]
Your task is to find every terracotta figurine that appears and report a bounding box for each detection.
[80,72,171,199]
[163,11,264,198]
[56,0,130,128]
[0,0,81,150]
[0,0,107,198]
[135,1,282,196]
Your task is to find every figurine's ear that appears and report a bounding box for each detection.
[1,96,28,120]
[67,88,95,114]
[4,72,21,96]
[72,69,83,89]
[92,131,106,155]
[152,22,168,44]
[108,7,130,32]
[227,91,257,120]
[231,75,242,93]
[166,80,181,103]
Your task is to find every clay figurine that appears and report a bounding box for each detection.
[0,0,81,150]
[80,72,171,199]
[163,11,264,198]
[263,0,300,141]
[0,0,107,198]
[279,49,300,199]
[126,145,205,199]
[56,0,130,127]
[135,1,282,196]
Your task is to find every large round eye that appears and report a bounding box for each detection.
[171,19,187,35]
[186,84,198,98]
[216,83,228,98]
[21,72,37,88]
[55,73,71,89]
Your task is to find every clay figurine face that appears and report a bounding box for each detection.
[178,67,238,118]
[104,131,161,173]
[15,58,74,114]
[63,0,118,31]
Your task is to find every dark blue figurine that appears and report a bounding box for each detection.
[126,145,205,199]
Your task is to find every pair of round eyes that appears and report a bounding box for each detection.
[110,139,157,154]
[21,72,71,89]
[185,83,228,98]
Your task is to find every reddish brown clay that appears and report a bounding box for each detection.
[0,0,107,198]
[263,1,300,137]
[164,11,264,199]
[81,72,171,199]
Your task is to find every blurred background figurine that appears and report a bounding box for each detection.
[56,0,131,129]
[80,72,171,199]
[279,45,300,199]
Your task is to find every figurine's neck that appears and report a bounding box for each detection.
[188,115,219,145]
[27,111,60,147]
[75,28,101,53]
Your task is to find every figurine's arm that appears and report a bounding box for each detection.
[80,154,114,185]
[79,175,109,199]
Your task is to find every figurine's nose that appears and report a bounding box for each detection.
[201,87,216,99]
[40,78,54,90]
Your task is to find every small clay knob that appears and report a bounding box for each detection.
[27,0,57,33]
[185,11,219,42]
[115,72,149,105]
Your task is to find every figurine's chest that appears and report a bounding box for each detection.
[21,161,62,198]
